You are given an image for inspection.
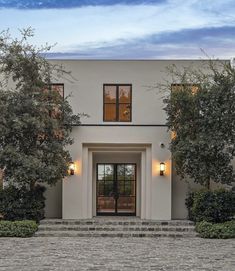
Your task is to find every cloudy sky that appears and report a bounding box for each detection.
[0,0,235,59]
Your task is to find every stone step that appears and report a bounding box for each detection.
[38,225,195,232]
[36,219,196,238]
[40,219,194,226]
[35,230,197,238]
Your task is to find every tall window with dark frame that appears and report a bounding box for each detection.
[103,84,132,122]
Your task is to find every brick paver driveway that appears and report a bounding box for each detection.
[0,237,234,271]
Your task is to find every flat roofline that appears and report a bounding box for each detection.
[46,58,229,61]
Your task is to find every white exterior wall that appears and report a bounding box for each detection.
[46,60,210,220]
[44,180,62,218]
[55,60,167,125]
[64,126,171,220]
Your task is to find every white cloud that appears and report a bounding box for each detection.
[0,0,234,55]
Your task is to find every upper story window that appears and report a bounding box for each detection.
[103,84,132,122]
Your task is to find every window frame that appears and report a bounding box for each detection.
[103,84,132,122]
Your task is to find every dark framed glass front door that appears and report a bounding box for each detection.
[96,163,136,215]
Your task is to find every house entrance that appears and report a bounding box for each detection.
[96,163,136,215]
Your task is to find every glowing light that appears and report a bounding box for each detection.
[160,162,165,176]
[68,162,75,175]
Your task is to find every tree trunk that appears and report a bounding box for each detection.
[205,177,210,190]
[30,180,36,191]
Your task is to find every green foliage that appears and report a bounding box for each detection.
[185,189,235,223]
[196,220,235,239]
[162,61,235,187]
[0,185,45,222]
[0,220,38,237]
[0,28,81,188]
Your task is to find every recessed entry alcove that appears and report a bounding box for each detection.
[81,143,152,219]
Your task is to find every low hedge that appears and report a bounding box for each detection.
[196,220,235,239]
[0,185,45,222]
[185,189,235,223]
[0,220,38,237]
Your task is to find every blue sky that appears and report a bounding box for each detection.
[0,0,235,59]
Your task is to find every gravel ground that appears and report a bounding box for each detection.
[0,237,234,271]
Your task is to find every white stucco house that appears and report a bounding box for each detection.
[43,59,223,221]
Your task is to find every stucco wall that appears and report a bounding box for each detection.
[44,180,62,218]
[50,59,209,126]
[64,126,172,220]
[44,59,230,219]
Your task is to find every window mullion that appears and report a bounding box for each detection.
[116,85,119,121]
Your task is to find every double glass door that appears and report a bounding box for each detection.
[96,164,136,215]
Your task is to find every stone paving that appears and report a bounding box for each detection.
[0,237,234,271]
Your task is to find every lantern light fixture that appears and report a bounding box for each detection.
[160,162,165,176]
[68,162,75,175]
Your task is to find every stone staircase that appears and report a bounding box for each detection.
[35,217,197,238]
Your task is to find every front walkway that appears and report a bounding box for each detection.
[0,237,234,270]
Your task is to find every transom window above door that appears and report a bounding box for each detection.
[103,84,132,122]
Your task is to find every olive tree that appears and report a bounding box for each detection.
[161,60,235,189]
[0,28,81,190]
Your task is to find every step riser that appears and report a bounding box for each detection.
[40,222,194,226]
[38,227,195,232]
[37,220,196,238]
[35,233,197,238]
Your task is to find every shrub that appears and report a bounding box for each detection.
[196,220,235,239]
[185,189,235,223]
[0,220,38,237]
[0,185,46,223]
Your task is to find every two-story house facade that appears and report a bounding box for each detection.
[44,60,205,220]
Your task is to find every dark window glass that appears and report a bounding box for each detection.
[119,86,131,103]
[104,165,114,180]
[104,86,116,103]
[125,165,135,180]
[104,104,116,121]
[119,104,131,122]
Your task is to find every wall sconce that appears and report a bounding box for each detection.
[160,162,165,176]
[68,162,75,175]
